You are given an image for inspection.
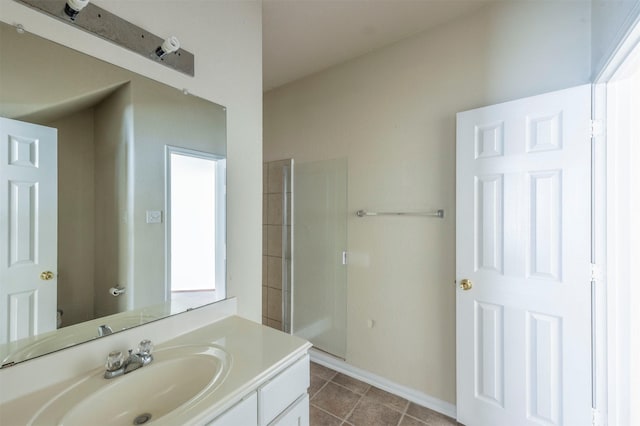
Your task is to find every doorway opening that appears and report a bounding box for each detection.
[594,17,640,426]
[166,146,226,307]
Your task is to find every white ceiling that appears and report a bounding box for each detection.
[262,0,489,91]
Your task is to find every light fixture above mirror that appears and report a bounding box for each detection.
[63,0,89,21]
[15,0,194,76]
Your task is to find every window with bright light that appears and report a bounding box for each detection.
[167,148,225,297]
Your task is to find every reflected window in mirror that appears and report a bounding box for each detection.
[166,147,226,308]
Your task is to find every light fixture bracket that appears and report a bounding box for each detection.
[13,0,195,76]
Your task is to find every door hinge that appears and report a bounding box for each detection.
[590,120,603,138]
[341,251,348,265]
[590,263,603,282]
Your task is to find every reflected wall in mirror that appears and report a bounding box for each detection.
[0,20,227,366]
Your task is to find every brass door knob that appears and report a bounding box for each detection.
[40,271,54,281]
[460,278,472,291]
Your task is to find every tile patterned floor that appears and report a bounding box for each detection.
[309,362,461,426]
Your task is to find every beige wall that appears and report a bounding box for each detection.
[50,109,96,327]
[30,89,132,325]
[130,78,226,310]
[0,0,263,321]
[28,85,133,323]
[264,1,591,404]
[18,82,132,325]
[93,85,132,318]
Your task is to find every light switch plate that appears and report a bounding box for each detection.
[146,210,163,224]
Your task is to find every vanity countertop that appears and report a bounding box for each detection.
[0,316,311,425]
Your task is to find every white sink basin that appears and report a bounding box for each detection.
[30,344,230,425]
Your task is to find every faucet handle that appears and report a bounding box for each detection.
[138,339,153,355]
[97,324,113,337]
[105,350,124,371]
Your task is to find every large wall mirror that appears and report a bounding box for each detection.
[0,21,227,366]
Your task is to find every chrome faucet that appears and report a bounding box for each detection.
[97,324,113,337]
[104,339,154,379]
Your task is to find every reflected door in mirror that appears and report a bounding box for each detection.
[0,117,58,344]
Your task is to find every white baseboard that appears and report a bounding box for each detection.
[309,348,457,420]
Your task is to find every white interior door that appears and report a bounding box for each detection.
[0,117,57,344]
[456,86,592,425]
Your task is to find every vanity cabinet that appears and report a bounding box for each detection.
[207,392,258,426]
[207,354,310,426]
[258,354,309,425]
[268,394,309,426]
[0,314,312,426]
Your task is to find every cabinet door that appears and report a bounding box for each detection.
[258,355,309,425]
[268,394,309,426]
[207,392,257,426]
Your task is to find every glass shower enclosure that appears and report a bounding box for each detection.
[291,158,347,359]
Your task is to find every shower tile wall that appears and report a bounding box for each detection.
[262,159,292,331]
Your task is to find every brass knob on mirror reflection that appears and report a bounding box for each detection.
[460,278,472,291]
[40,271,54,281]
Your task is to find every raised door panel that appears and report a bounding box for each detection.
[8,181,38,267]
[8,290,37,341]
[526,312,563,425]
[528,171,562,281]
[475,175,504,274]
[474,301,505,408]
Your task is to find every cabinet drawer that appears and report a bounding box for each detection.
[268,393,309,426]
[258,355,309,425]
[207,392,257,426]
